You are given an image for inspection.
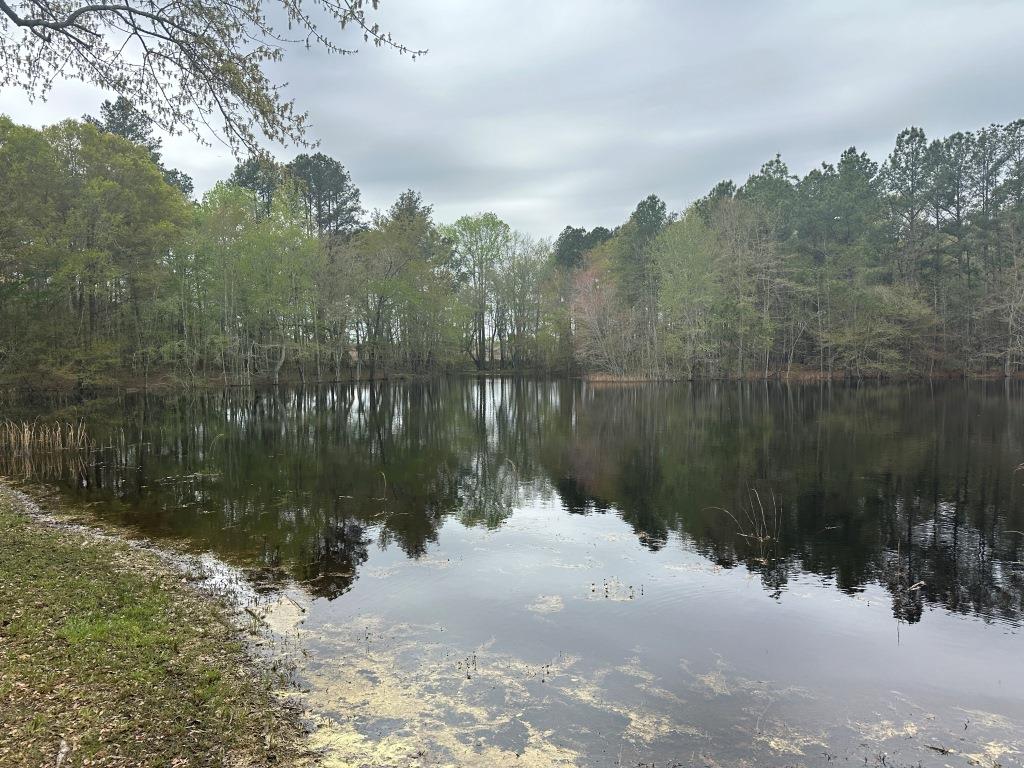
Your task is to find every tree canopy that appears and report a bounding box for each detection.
[0,0,424,152]
[85,96,194,196]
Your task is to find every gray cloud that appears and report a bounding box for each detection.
[4,0,1024,236]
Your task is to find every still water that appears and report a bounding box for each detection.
[5,380,1024,767]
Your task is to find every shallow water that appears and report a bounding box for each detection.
[5,380,1024,766]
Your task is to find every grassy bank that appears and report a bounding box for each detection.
[0,485,305,767]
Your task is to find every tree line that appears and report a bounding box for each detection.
[575,122,1024,379]
[2,102,1024,384]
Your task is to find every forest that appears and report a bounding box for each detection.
[2,99,1024,384]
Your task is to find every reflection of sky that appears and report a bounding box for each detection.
[289,495,1024,765]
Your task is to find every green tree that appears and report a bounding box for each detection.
[613,194,668,375]
[85,96,195,197]
[447,212,511,370]
[287,153,364,239]
[336,190,460,375]
[189,181,321,384]
[654,211,719,377]
[0,117,189,381]
[229,156,283,218]
[883,127,931,284]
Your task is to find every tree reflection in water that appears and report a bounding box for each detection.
[6,379,1023,623]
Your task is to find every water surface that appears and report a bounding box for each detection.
[5,380,1024,766]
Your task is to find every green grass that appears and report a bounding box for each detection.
[0,486,305,767]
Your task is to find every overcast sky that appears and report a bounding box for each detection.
[3,0,1024,237]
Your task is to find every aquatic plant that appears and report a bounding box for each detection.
[0,420,94,480]
[0,419,93,455]
[711,488,782,549]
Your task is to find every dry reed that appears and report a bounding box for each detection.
[0,420,93,480]
[0,419,94,455]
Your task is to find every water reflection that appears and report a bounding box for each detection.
[4,379,1023,624]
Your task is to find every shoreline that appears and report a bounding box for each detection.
[0,481,310,768]
[3,367,1024,396]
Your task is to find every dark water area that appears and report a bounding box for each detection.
[4,380,1024,766]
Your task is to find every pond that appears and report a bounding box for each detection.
[4,380,1024,767]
